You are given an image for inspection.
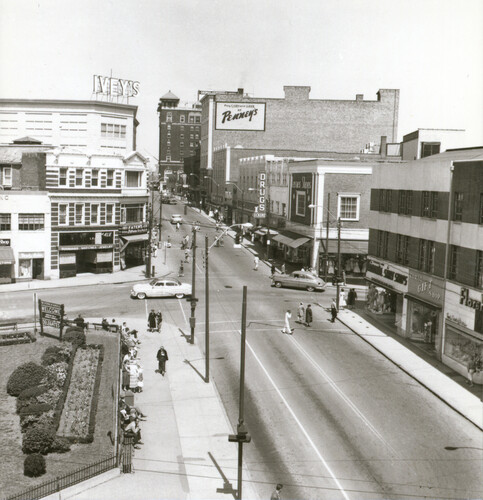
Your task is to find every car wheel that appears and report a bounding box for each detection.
[175,293,185,299]
[136,292,146,300]
[306,286,315,292]
[274,282,282,288]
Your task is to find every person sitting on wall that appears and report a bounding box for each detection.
[74,314,87,330]
[124,416,143,448]
[101,318,109,331]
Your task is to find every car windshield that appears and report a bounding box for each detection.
[150,279,158,285]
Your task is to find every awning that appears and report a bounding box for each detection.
[288,237,311,249]
[323,240,368,255]
[254,227,278,236]
[273,234,295,246]
[0,247,15,265]
[120,233,149,252]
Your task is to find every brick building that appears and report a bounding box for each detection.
[157,91,201,182]
[368,148,483,380]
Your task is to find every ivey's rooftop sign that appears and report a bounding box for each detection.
[215,102,266,131]
[93,75,140,97]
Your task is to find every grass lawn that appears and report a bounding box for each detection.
[0,330,119,498]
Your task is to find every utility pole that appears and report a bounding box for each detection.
[336,217,341,309]
[228,285,251,500]
[189,226,197,344]
[146,190,153,278]
[325,193,330,281]
[158,182,163,246]
[205,235,210,383]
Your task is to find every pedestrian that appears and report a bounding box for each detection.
[305,304,313,327]
[184,249,190,263]
[466,355,479,387]
[330,299,338,323]
[271,262,276,277]
[176,222,180,231]
[156,345,169,375]
[254,255,259,271]
[166,235,171,248]
[178,260,184,277]
[282,310,293,334]
[148,310,157,332]
[347,288,357,309]
[297,302,305,324]
[281,262,286,274]
[156,310,163,332]
[271,483,283,500]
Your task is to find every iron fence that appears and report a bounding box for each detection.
[4,454,118,500]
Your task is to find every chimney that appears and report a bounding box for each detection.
[380,136,387,158]
[356,94,364,102]
[237,88,244,95]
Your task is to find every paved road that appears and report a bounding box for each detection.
[2,203,482,499]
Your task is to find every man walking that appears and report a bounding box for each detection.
[305,304,313,327]
[156,345,169,376]
[330,299,338,323]
[282,310,293,335]
[254,255,259,271]
[297,302,305,324]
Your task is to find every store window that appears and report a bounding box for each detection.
[407,300,439,343]
[19,259,33,279]
[126,171,142,188]
[90,204,99,225]
[58,204,68,225]
[105,204,115,224]
[18,214,44,231]
[74,204,84,225]
[59,168,67,186]
[91,169,99,187]
[444,326,483,370]
[338,194,360,220]
[0,213,11,230]
[106,170,114,187]
[295,191,306,217]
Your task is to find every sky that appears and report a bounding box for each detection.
[1,0,482,161]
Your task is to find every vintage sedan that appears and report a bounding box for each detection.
[170,214,183,224]
[131,278,192,299]
[271,271,326,292]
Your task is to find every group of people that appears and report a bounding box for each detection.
[296,302,313,327]
[147,309,163,332]
[121,321,144,393]
[120,397,146,449]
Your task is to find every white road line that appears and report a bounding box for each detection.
[243,335,351,500]
[178,297,189,326]
[289,336,398,455]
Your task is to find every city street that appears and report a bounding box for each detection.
[2,204,482,499]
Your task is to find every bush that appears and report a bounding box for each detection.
[43,362,69,388]
[7,362,48,397]
[18,385,49,401]
[41,345,71,366]
[22,423,55,454]
[19,403,52,417]
[20,414,41,432]
[24,453,46,477]
[51,436,71,453]
[63,328,86,346]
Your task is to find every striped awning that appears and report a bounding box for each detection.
[0,247,15,265]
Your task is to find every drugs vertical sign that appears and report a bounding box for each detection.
[38,299,65,339]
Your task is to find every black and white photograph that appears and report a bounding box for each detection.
[0,1,482,499]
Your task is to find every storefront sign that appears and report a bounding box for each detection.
[254,172,267,218]
[38,299,64,339]
[119,223,148,235]
[366,257,408,293]
[408,270,444,307]
[215,102,266,131]
[93,74,140,97]
[0,239,10,246]
[460,288,483,311]
[59,244,113,251]
[19,252,44,259]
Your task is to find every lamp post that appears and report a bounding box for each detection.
[226,182,245,225]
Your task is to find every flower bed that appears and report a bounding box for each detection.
[0,331,36,346]
[57,345,103,442]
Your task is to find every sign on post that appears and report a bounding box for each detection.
[38,299,65,340]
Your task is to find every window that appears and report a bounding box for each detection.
[190,143,194,148]
[18,214,44,231]
[396,234,409,265]
[418,239,435,273]
[58,204,68,225]
[430,192,438,218]
[106,170,114,187]
[180,115,185,123]
[105,204,114,224]
[377,231,388,258]
[449,245,459,280]
[0,213,11,230]
[122,204,144,223]
[180,134,184,139]
[398,190,413,215]
[167,140,170,145]
[295,191,306,217]
[91,169,99,187]
[476,251,483,289]
[421,191,438,218]
[189,116,194,123]
[421,142,440,158]
[421,191,430,217]
[338,195,360,220]
[282,203,287,217]
[0,166,12,187]
[166,156,171,162]
[75,169,83,186]
[195,116,200,123]
[90,204,99,225]
[167,124,171,130]
[126,171,141,188]
[166,112,172,122]
[453,192,463,221]
[479,193,483,224]
[180,142,184,147]
[101,123,126,138]
[74,204,84,225]
[190,134,194,139]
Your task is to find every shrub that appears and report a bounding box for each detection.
[22,424,55,454]
[51,436,71,453]
[7,362,48,397]
[19,403,52,417]
[36,386,63,407]
[24,453,46,477]
[18,385,49,401]
[63,328,86,346]
[20,414,41,432]
[43,362,69,388]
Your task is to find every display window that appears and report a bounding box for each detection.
[407,300,439,343]
[444,326,483,371]
[19,259,32,278]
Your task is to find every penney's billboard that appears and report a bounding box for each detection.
[215,102,266,131]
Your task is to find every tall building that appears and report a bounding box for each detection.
[157,91,201,180]
[368,147,483,380]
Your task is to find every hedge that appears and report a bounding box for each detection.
[19,403,52,418]
[22,424,56,454]
[24,453,46,477]
[7,362,48,397]
[41,344,72,366]
[63,328,86,346]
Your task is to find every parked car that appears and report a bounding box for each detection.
[271,271,326,292]
[131,278,192,299]
[162,197,177,205]
[170,214,183,224]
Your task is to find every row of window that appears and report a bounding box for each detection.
[165,113,200,124]
[166,132,199,140]
[0,213,44,231]
[101,123,126,138]
[58,168,142,188]
[166,125,199,131]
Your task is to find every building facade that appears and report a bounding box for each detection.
[368,148,483,381]
[157,91,201,179]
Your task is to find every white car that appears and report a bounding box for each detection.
[170,214,183,224]
[131,278,192,299]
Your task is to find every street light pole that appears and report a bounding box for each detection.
[325,193,330,281]
[189,227,197,344]
[204,234,210,383]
